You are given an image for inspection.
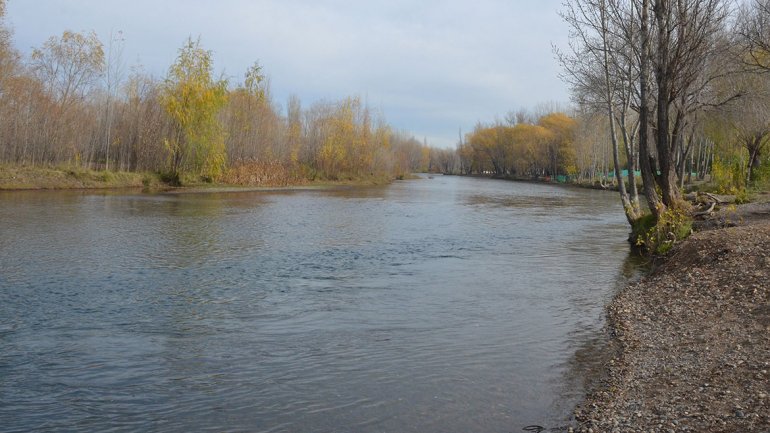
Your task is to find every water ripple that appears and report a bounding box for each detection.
[0,178,638,432]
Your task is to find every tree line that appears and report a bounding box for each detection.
[441,0,770,246]
[449,103,718,189]
[0,2,430,184]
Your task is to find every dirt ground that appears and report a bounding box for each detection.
[573,207,770,432]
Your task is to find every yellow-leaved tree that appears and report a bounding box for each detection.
[539,113,577,177]
[161,37,228,182]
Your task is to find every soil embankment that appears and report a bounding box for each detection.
[575,212,770,432]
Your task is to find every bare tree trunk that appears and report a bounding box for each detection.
[640,0,664,220]
[687,138,694,184]
[600,0,639,223]
[746,136,763,186]
[619,115,642,214]
[654,0,681,209]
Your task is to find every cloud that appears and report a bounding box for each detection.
[6,0,570,147]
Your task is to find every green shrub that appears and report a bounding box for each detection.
[711,155,745,194]
[98,171,115,182]
[159,171,181,186]
[735,188,751,204]
[749,154,770,191]
[634,207,693,255]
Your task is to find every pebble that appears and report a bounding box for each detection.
[571,222,770,432]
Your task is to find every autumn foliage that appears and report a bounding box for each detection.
[457,112,577,179]
[0,18,428,184]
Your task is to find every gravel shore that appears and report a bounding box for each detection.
[573,218,770,432]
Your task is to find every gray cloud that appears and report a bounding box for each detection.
[6,0,570,147]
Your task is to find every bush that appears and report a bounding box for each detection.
[749,154,770,191]
[159,171,181,186]
[98,171,115,182]
[634,207,693,255]
[735,188,751,204]
[711,155,745,194]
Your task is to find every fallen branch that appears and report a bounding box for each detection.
[703,192,735,204]
[693,201,716,217]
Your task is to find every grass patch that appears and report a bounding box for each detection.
[0,164,164,190]
[220,162,397,188]
[0,162,399,191]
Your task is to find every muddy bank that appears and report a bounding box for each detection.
[574,220,770,432]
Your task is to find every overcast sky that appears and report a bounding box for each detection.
[5,0,571,148]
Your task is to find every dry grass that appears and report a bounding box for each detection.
[221,161,396,187]
[0,164,162,190]
[220,161,309,187]
[0,162,401,191]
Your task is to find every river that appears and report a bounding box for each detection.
[0,175,641,432]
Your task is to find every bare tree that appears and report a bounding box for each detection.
[30,30,104,165]
[737,0,770,70]
[103,30,125,171]
[638,0,664,219]
[31,31,104,109]
[559,0,644,224]
[560,0,734,222]
[719,70,770,185]
[650,0,732,210]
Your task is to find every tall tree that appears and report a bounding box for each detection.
[30,30,104,164]
[103,30,125,171]
[559,0,644,224]
[738,0,770,70]
[31,31,104,109]
[719,70,770,185]
[650,0,731,210]
[638,0,664,219]
[0,0,16,106]
[161,37,228,180]
[561,0,733,222]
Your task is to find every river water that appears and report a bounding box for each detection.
[0,176,640,432]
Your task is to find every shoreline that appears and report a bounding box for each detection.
[573,217,770,432]
[445,173,620,192]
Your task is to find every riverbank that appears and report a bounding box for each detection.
[0,165,165,190]
[0,165,402,191]
[574,216,770,432]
